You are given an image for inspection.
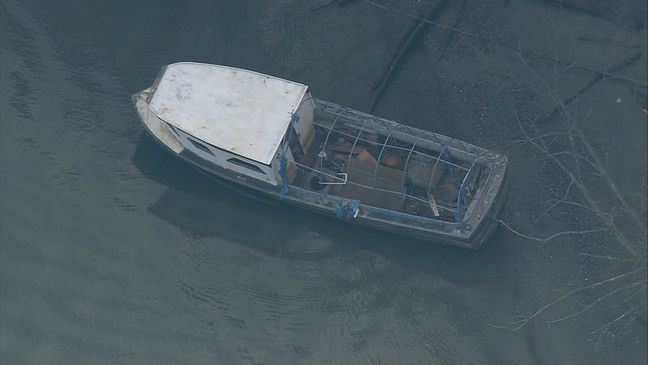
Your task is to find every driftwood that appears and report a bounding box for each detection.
[430,0,467,68]
[540,52,642,123]
[576,35,640,50]
[362,0,647,89]
[310,0,356,12]
[541,0,646,28]
[369,0,450,113]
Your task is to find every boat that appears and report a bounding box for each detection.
[132,62,508,249]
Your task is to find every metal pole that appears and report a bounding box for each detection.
[371,131,391,188]
[400,137,419,203]
[346,120,367,173]
[426,146,445,198]
[311,123,470,171]
[319,115,339,170]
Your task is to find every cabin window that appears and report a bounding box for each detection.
[227,158,266,175]
[188,138,213,155]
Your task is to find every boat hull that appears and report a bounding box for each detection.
[133,91,508,249]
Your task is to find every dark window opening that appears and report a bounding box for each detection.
[227,158,266,175]
[188,138,213,155]
[288,124,304,159]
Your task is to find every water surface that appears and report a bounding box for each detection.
[1,1,646,364]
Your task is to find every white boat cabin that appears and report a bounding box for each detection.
[144,62,316,186]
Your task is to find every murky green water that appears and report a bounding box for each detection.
[1,1,646,364]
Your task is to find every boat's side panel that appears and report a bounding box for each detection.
[135,92,184,154]
[168,147,485,248]
[163,150,478,247]
[173,127,279,186]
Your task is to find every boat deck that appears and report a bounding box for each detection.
[288,115,486,223]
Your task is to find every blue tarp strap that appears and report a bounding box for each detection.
[336,198,360,218]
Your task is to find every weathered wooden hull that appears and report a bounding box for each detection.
[134,92,508,249]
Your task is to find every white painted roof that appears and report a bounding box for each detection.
[149,62,308,165]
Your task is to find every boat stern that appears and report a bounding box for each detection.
[461,152,509,249]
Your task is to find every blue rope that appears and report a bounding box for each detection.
[346,199,360,218]
[336,198,360,218]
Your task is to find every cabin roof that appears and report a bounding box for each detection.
[149,62,308,165]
